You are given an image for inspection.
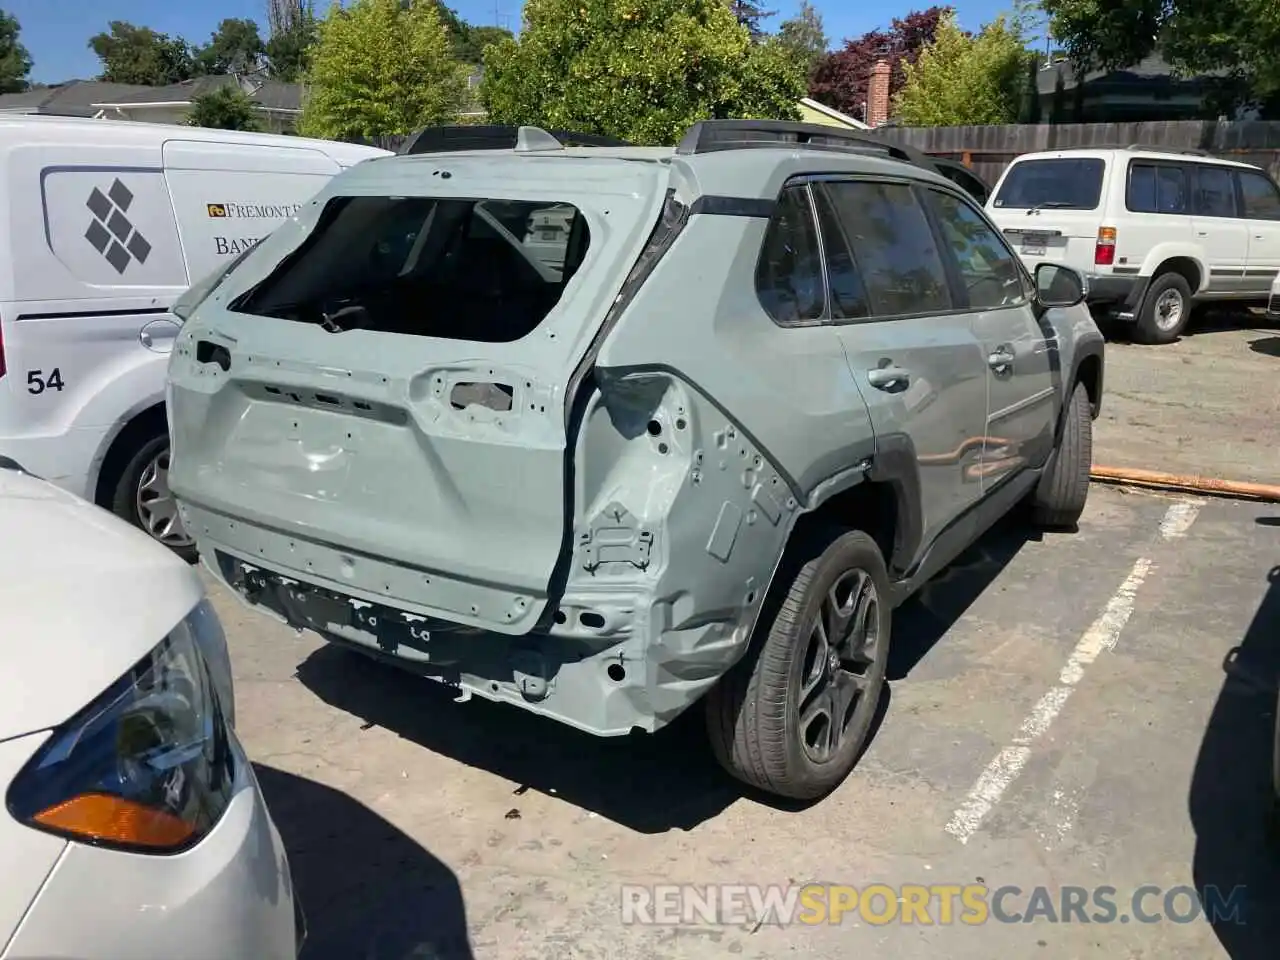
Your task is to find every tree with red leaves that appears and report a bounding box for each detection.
[808,6,951,120]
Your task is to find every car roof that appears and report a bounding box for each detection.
[1008,146,1260,171]
[341,126,963,202]
[0,113,389,164]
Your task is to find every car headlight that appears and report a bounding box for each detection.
[5,609,236,854]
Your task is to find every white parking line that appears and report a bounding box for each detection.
[943,498,1204,844]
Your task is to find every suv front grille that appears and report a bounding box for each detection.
[1269,293,1280,314]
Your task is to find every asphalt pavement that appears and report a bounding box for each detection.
[211,482,1280,960]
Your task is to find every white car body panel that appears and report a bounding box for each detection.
[0,467,298,959]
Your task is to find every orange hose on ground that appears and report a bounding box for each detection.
[1090,465,1280,502]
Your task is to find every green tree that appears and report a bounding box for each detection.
[777,0,828,76]
[0,9,32,93]
[266,2,319,81]
[194,18,266,75]
[480,0,805,145]
[298,0,469,140]
[453,23,513,64]
[89,21,194,85]
[188,86,262,130]
[1042,0,1280,100]
[893,12,1032,126]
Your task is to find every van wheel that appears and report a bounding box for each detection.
[1134,273,1192,344]
[1031,382,1092,530]
[706,529,891,801]
[109,433,197,563]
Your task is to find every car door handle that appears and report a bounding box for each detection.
[867,365,910,389]
[988,346,1015,371]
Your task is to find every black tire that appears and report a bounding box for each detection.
[706,529,891,801]
[1133,272,1193,344]
[1032,381,1092,530]
[108,432,198,563]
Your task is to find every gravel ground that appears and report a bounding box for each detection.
[1094,308,1280,486]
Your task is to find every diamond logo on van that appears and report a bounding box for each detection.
[84,179,151,274]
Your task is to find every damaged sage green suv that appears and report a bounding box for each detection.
[166,121,1104,801]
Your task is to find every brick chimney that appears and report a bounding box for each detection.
[867,59,891,127]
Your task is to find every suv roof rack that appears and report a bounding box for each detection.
[1036,143,1213,158]
[399,124,631,155]
[674,119,936,169]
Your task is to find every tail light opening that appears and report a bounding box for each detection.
[1094,226,1117,266]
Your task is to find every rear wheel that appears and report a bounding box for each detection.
[108,432,197,563]
[1133,272,1193,344]
[706,529,891,801]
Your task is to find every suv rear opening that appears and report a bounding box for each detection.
[232,194,591,342]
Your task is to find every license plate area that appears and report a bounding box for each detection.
[1021,232,1050,257]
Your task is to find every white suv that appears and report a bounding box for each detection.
[986,146,1280,344]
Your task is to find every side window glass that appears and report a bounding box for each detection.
[928,190,1027,310]
[1195,166,1237,217]
[1238,170,1280,221]
[1127,164,1156,212]
[819,180,952,316]
[1128,163,1188,214]
[812,187,871,319]
[755,185,825,324]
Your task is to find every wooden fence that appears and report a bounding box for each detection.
[873,121,1280,185]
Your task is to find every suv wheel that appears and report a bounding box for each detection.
[1031,382,1092,530]
[1134,272,1193,344]
[706,529,891,801]
[109,433,197,563]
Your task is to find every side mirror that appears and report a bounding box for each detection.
[1034,263,1088,308]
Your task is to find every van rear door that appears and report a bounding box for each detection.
[166,157,669,634]
[987,155,1109,269]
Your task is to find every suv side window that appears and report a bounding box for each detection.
[1238,169,1280,221]
[818,180,952,317]
[927,189,1028,310]
[1127,162,1189,214]
[755,184,825,324]
[1194,165,1237,217]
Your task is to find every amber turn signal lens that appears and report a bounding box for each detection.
[32,793,196,849]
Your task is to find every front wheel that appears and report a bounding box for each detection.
[109,433,197,563]
[1031,381,1092,530]
[706,529,891,801]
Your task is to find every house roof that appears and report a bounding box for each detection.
[93,75,304,113]
[1036,53,1229,96]
[0,75,306,117]
[799,96,870,130]
[0,80,155,116]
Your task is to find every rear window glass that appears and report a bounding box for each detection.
[231,196,589,343]
[992,158,1105,210]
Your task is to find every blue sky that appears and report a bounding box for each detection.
[8,0,1019,84]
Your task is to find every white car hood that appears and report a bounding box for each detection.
[0,468,203,740]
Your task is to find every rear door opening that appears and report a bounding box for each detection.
[231,194,592,342]
[166,161,669,634]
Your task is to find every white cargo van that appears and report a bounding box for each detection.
[0,115,389,559]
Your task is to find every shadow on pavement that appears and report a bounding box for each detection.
[253,764,474,960]
[1189,559,1280,960]
[293,513,1039,831]
[889,513,1038,680]
[295,648,742,833]
[1247,335,1280,358]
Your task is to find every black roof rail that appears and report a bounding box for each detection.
[1033,143,1214,158]
[674,119,937,170]
[399,124,631,155]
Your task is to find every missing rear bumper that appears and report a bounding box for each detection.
[209,548,748,737]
